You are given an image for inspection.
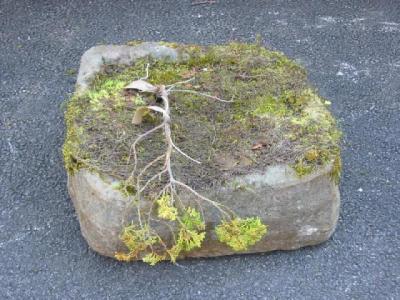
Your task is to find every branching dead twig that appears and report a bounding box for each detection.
[126,70,235,231]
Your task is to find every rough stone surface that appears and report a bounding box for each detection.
[69,164,339,258]
[67,44,340,259]
[76,43,179,91]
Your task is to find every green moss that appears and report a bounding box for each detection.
[62,95,89,174]
[148,63,190,84]
[112,181,137,197]
[330,154,342,184]
[292,160,314,177]
[215,217,267,251]
[252,95,289,117]
[158,41,179,48]
[156,193,178,221]
[126,40,144,46]
[115,207,207,264]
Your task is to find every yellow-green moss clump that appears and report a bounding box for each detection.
[63,42,341,185]
[215,217,267,251]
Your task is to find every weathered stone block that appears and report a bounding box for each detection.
[69,164,339,258]
[64,42,341,261]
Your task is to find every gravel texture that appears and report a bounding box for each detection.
[0,0,399,299]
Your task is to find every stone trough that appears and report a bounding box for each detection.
[64,42,341,261]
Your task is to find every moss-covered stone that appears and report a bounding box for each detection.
[63,42,341,187]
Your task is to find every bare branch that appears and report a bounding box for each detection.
[166,77,195,92]
[139,169,167,194]
[128,82,233,216]
[137,154,166,181]
[171,141,201,164]
[171,89,234,103]
[127,123,163,171]
[129,123,164,160]
[172,180,231,218]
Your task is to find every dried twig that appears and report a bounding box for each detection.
[140,63,150,80]
[126,70,235,232]
[171,89,233,103]
[166,77,195,92]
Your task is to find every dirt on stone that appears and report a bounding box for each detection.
[63,42,341,193]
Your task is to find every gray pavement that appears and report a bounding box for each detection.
[0,0,399,299]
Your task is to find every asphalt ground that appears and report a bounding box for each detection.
[0,0,399,299]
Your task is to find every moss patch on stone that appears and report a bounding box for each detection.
[63,42,341,188]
